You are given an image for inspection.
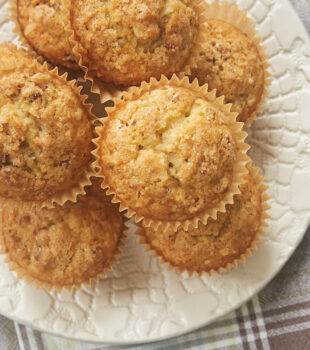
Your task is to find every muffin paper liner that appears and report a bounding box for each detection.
[67,2,125,103]
[93,74,251,233]
[8,0,83,72]
[42,64,97,209]
[136,164,271,277]
[85,76,124,105]
[196,1,271,125]
[0,43,97,209]
[0,197,128,293]
[69,0,210,103]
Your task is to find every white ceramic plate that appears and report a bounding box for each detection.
[0,0,310,345]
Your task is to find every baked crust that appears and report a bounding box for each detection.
[1,183,124,286]
[17,0,77,69]
[191,19,264,123]
[71,0,198,85]
[98,86,237,221]
[0,45,93,202]
[143,172,262,272]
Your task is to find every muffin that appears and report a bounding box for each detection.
[139,166,270,275]
[70,0,200,86]
[94,75,249,231]
[0,44,94,205]
[0,181,125,292]
[15,0,77,69]
[191,18,265,124]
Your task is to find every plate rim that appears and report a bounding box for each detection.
[1,223,309,346]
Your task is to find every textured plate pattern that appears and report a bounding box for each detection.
[0,0,310,344]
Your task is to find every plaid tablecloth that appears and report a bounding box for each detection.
[1,1,310,349]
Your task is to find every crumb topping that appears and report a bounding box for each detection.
[17,0,76,68]
[71,0,198,85]
[100,87,237,221]
[191,19,264,123]
[144,173,262,271]
[0,69,92,201]
[2,187,123,286]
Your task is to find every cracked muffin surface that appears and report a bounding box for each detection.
[17,0,77,69]
[143,172,262,272]
[1,183,124,287]
[98,86,237,222]
[191,19,264,123]
[0,45,93,202]
[71,0,198,85]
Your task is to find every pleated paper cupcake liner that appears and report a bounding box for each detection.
[93,74,251,233]
[0,43,97,208]
[136,163,271,277]
[0,197,128,293]
[69,0,211,102]
[181,0,210,77]
[9,0,81,71]
[195,1,271,125]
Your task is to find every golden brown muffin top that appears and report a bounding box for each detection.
[0,45,93,202]
[17,0,77,69]
[191,19,264,123]
[143,172,262,272]
[1,184,124,287]
[71,0,198,85]
[99,86,237,222]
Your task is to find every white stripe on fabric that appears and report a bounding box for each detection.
[25,327,39,350]
[203,320,240,341]
[263,306,310,325]
[196,334,251,350]
[252,295,271,350]
[268,321,310,337]
[233,308,246,350]
[14,322,25,350]
[240,303,258,350]
[259,291,310,311]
